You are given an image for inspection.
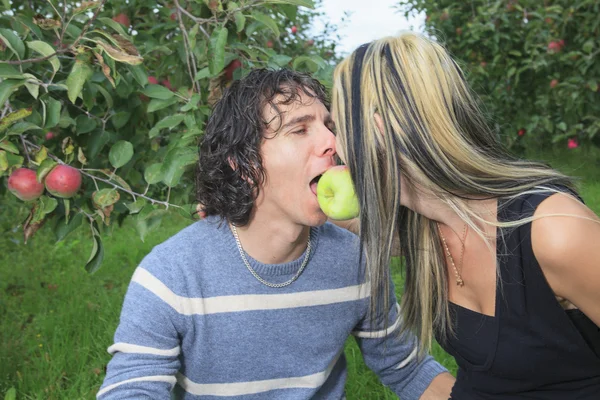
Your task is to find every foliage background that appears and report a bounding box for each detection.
[398,0,600,152]
[1,0,339,271]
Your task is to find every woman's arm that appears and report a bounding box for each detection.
[532,193,600,326]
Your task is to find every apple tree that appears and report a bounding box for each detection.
[0,0,341,272]
[397,0,600,152]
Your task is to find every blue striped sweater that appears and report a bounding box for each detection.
[98,217,446,399]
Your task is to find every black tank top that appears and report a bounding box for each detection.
[438,189,600,399]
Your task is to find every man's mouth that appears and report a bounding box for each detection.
[310,174,322,195]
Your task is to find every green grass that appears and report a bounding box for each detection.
[1,147,599,399]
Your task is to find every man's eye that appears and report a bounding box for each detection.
[292,128,307,135]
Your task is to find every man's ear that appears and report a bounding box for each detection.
[228,157,237,171]
[374,113,385,136]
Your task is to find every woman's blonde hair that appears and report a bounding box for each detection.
[331,32,575,352]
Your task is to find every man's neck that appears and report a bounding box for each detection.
[231,213,311,265]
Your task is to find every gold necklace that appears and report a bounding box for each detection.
[436,222,468,287]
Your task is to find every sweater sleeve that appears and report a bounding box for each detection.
[352,277,447,400]
[97,252,184,399]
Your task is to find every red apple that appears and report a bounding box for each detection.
[112,13,130,27]
[550,79,558,88]
[480,61,487,67]
[568,138,578,149]
[456,27,463,35]
[45,131,55,140]
[148,76,159,85]
[291,25,298,35]
[305,39,314,47]
[266,40,273,48]
[518,129,526,137]
[45,165,82,198]
[8,168,45,201]
[224,59,242,81]
[160,79,173,91]
[440,11,449,21]
[170,13,177,21]
[547,41,562,53]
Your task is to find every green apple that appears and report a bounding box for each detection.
[317,165,359,220]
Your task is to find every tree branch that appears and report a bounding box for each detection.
[23,139,184,211]
[0,0,108,66]
[174,0,199,92]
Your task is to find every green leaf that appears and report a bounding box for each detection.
[144,163,164,184]
[125,198,147,214]
[194,67,210,81]
[0,28,25,59]
[141,84,174,100]
[292,55,326,72]
[96,39,143,65]
[5,152,24,168]
[251,12,280,37]
[45,97,61,129]
[37,158,57,182]
[108,172,131,191]
[279,4,298,20]
[269,54,292,67]
[4,387,16,400]
[0,64,24,79]
[24,80,39,100]
[127,64,148,87]
[66,61,93,104]
[75,115,97,135]
[93,83,114,108]
[135,208,167,242]
[93,188,120,208]
[111,111,131,129]
[262,0,314,7]
[97,17,132,40]
[0,80,25,107]
[161,147,198,187]
[209,27,228,75]
[63,198,70,223]
[108,140,134,168]
[27,40,60,74]
[33,196,57,223]
[7,122,39,136]
[0,140,19,154]
[149,114,186,138]
[65,23,83,40]
[0,150,7,172]
[147,97,178,113]
[557,122,567,132]
[87,130,111,159]
[234,12,246,33]
[85,222,104,273]
[34,145,47,164]
[0,108,33,133]
[54,212,83,242]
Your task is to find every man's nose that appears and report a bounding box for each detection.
[320,127,336,158]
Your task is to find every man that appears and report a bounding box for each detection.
[98,69,454,399]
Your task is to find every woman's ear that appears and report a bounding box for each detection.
[374,113,385,136]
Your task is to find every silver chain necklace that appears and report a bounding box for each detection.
[230,225,312,288]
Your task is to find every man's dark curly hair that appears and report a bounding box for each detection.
[196,68,329,226]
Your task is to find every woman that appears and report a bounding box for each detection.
[330,32,600,398]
